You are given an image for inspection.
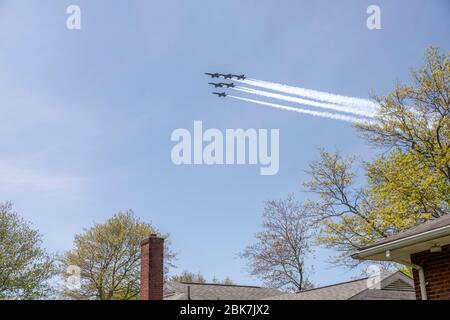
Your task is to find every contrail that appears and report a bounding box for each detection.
[228,95,373,124]
[233,86,375,117]
[235,78,379,112]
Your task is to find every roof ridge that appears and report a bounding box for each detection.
[386,215,450,237]
[357,214,450,252]
[295,276,370,294]
[176,281,265,289]
[293,271,398,294]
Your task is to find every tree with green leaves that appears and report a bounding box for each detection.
[169,271,207,284]
[169,271,235,285]
[59,210,175,300]
[211,276,235,285]
[358,47,449,220]
[305,47,449,266]
[0,202,55,299]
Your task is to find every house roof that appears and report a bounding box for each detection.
[352,215,450,261]
[266,272,415,300]
[164,282,281,300]
[163,272,415,300]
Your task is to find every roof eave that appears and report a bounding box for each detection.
[352,225,450,260]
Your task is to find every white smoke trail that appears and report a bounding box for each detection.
[236,78,380,112]
[229,95,373,124]
[233,86,375,117]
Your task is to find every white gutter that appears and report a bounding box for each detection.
[353,224,450,259]
[352,220,450,300]
[386,250,427,300]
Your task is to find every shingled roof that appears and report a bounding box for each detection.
[163,272,415,300]
[266,271,415,300]
[352,214,450,261]
[164,282,281,300]
[360,215,450,251]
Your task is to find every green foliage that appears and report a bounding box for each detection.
[366,151,449,224]
[170,271,207,284]
[213,276,235,285]
[305,47,449,266]
[0,202,55,300]
[304,150,387,265]
[358,47,449,219]
[60,210,175,300]
[169,271,235,285]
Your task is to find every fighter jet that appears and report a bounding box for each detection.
[222,82,235,88]
[232,74,246,80]
[220,73,234,79]
[212,92,227,97]
[205,72,221,78]
[209,82,235,88]
[209,82,224,88]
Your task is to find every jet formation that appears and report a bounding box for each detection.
[208,82,235,88]
[205,72,245,98]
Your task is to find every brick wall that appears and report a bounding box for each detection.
[411,244,450,300]
[140,235,164,300]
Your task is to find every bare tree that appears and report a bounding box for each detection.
[241,195,314,292]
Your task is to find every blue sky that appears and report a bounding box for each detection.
[0,0,449,287]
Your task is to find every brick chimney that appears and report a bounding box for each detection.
[140,234,164,300]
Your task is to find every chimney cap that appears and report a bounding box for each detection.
[141,234,164,246]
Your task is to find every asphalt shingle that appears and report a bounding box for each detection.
[164,282,281,300]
